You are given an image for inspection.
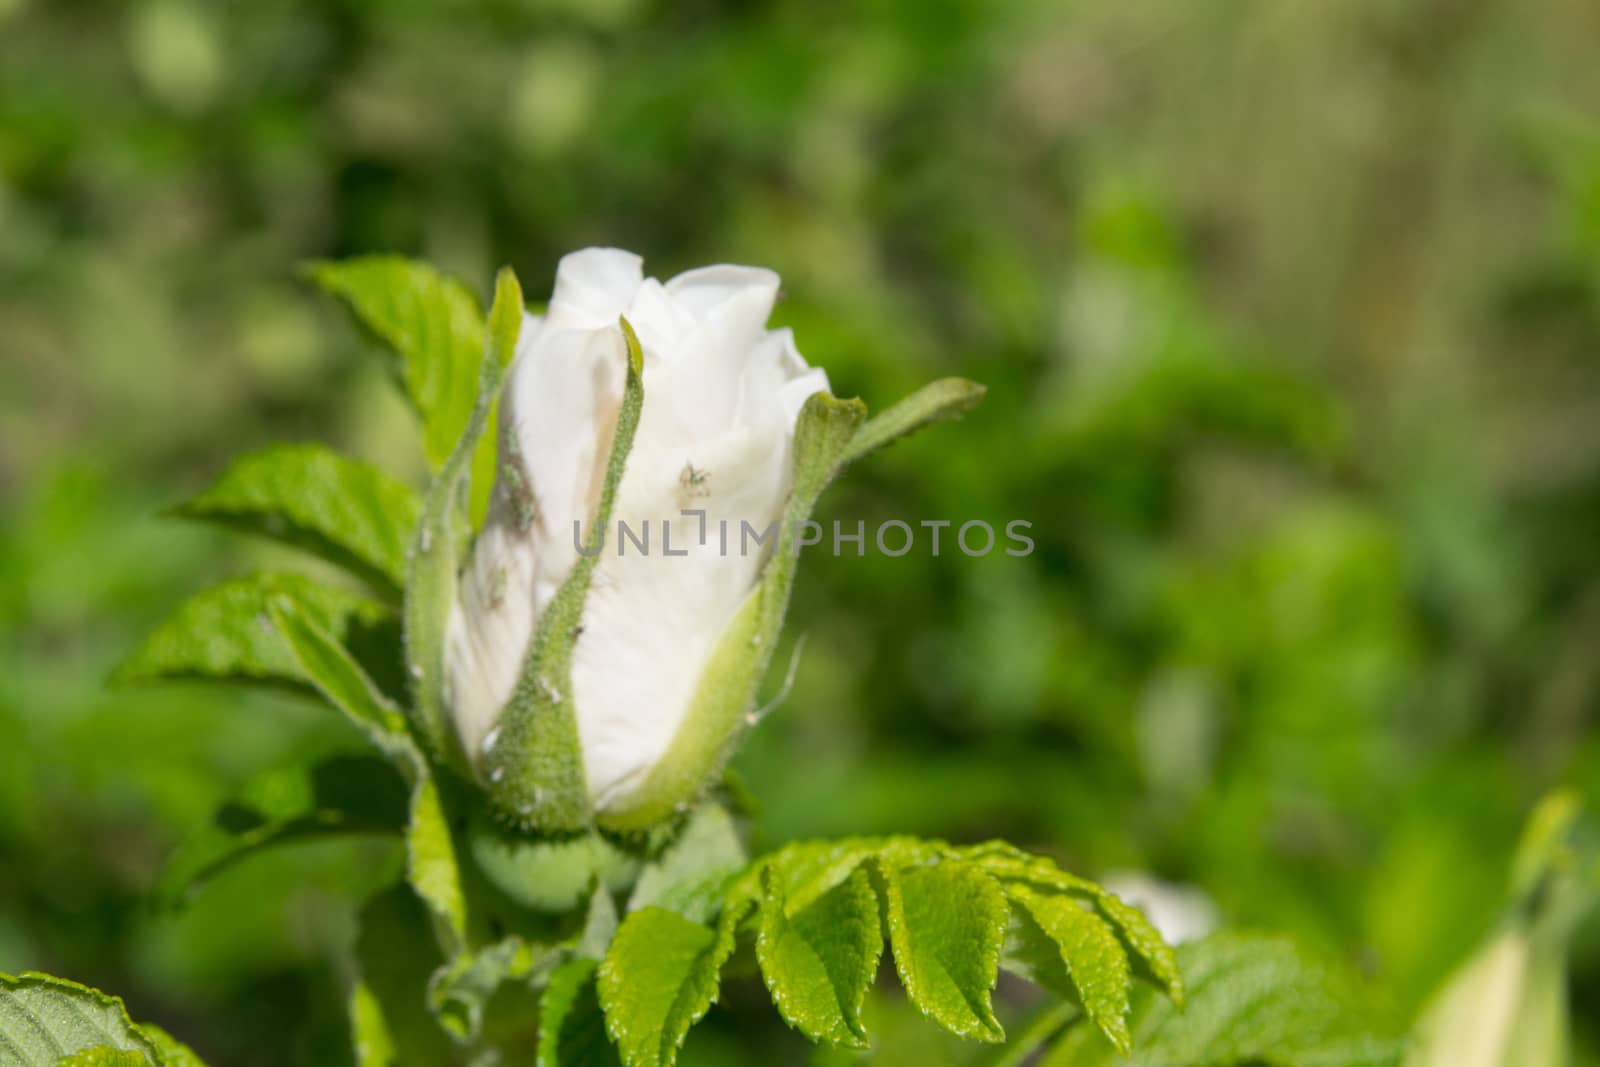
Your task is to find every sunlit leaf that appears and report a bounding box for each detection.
[173,444,420,600]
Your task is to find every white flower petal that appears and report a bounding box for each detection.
[571,420,791,808]
[548,247,644,328]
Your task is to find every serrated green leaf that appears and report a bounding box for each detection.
[1043,934,1404,1067]
[627,805,747,924]
[756,864,881,1047]
[602,391,868,830]
[538,959,621,1067]
[597,899,750,1067]
[267,597,413,756]
[1007,886,1132,1053]
[158,754,408,907]
[114,573,396,694]
[136,1027,204,1067]
[405,267,523,770]
[962,842,1185,1006]
[173,445,420,601]
[880,862,1007,1043]
[0,973,159,1066]
[306,256,485,471]
[485,316,645,830]
[841,377,986,466]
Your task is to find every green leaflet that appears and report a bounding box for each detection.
[172,444,421,601]
[1043,934,1404,1067]
[266,595,468,952]
[136,1028,204,1067]
[614,837,1174,1057]
[538,959,621,1067]
[626,805,747,924]
[157,754,408,907]
[755,864,880,1047]
[305,257,511,525]
[404,267,523,770]
[0,972,181,1067]
[1006,886,1132,1053]
[113,572,398,696]
[880,862,1008,1043]
[596,900,751,1067]
[483,317,647,830]
[601,391,867,830]
[841,377,986,466]
[960,841,1185,1007]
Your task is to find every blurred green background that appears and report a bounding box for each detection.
[3,0,1600,1062]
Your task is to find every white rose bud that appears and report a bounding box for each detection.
[445,248,830,826]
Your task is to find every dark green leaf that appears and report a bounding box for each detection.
[538,959,621,1067]
[159,754,408,906]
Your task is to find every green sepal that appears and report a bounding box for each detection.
[467,812,642,915]
[404,267,523,771]
[626,804,747,924]
[482,317,647,831]
[841,376,986,466]
[598,391,867,830]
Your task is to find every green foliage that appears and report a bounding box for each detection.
[157,754,408,906]
[0,972,203,1067]
[597,903,748,1067]
[539,959,620,1067]
[626,805,748,924]
[112,573,395,693]
[305,257,489,476]
[1043,934,1403,1067]
[591,837,1180,1067]
[756,865,881,1047]
[403,267,524,770]
[173,445,421,601]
